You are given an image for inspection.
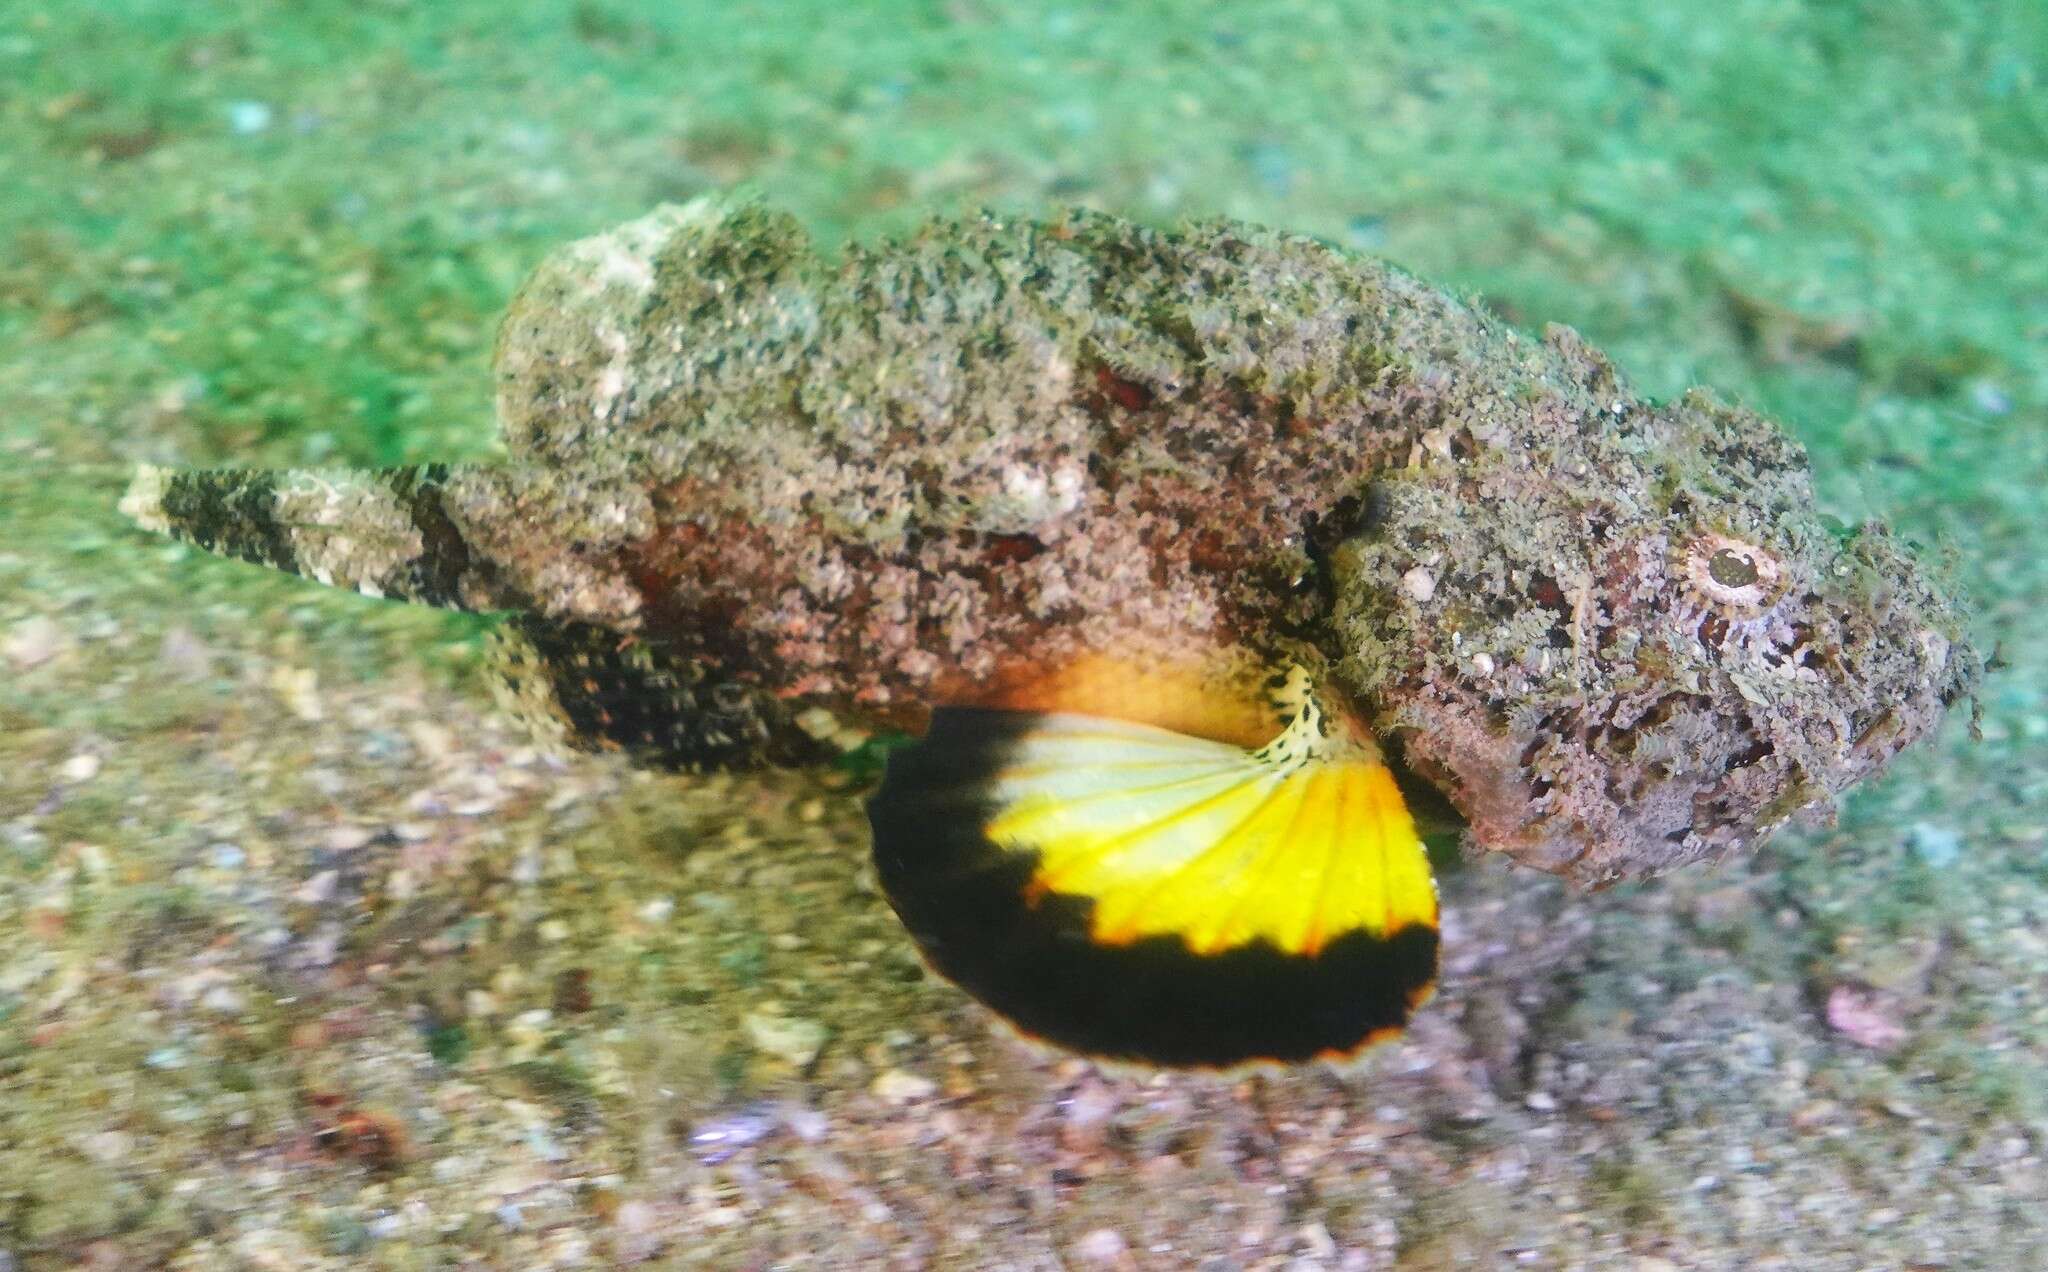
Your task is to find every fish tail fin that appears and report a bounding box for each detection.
[121,462,496,608]
[121,461,648,625]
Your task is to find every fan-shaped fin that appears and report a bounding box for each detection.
[868,669,1439,1068]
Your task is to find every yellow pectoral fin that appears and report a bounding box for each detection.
[867,703,1440,1069]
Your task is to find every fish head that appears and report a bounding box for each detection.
[1328,372,1978,887]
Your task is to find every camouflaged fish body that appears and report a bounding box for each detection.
[126,197,1978,887]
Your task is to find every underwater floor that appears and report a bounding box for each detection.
[3,2,2044,1267]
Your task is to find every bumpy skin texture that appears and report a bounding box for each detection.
[128,197,1979,886]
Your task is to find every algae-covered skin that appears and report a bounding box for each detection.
[124,197,1978,886]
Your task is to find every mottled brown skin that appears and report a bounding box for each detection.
[126,197,1980,887]
[603,369,1357,724]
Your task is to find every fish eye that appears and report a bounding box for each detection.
[1707,547,1760,589]
[1683,533,1782,614]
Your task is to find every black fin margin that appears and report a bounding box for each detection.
[868,708,1438,1068]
